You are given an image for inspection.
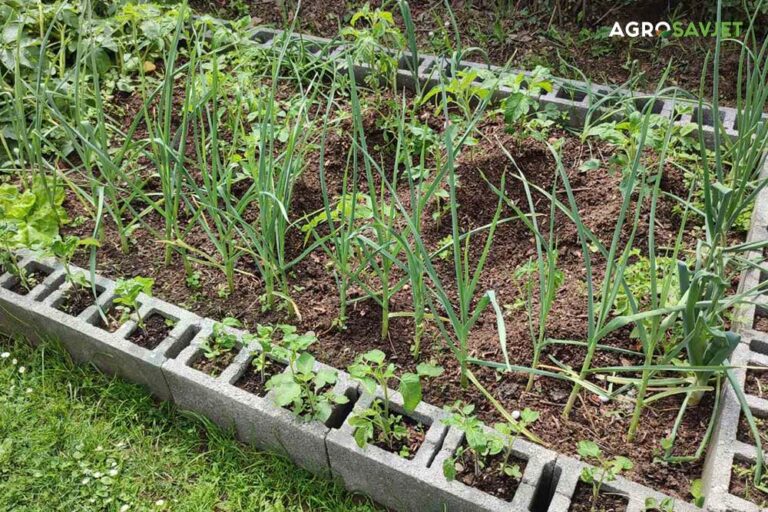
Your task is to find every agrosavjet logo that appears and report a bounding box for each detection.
[609,21,744,38]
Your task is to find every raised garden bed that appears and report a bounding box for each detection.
[2,2,768,511]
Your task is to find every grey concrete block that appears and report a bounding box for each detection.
[163,326,354,477]
[426,423,557,512]
[327,387,453,512]
[549,455,700,512]
[0,255,64,343]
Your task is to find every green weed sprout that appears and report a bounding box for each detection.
[200,317,241,360]
[577,440,633,510]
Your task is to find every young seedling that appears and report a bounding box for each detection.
[112,276,154,328]
[245,324,278,384]
[347,349,442,456]
[494,408,539,478]
[265,326,348,423]
[577,440,633,510]
[0,223,31,291]
[442,402,538,483]
[200,317,241,360]
[442,402,504,481]
[50,235,100,290]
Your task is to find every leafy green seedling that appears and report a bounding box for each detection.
[442,402,504,481]
[0,223,30,291]
[200,317,241,360]
[245,324,277,384]
[347,349,442,455]
[577,440,633,510]
[689,478,705,507]
[113,276,154,327]
[442,402,537,482]
[265,326,348,423]
[493,408,539,478]
[50,235,100,289]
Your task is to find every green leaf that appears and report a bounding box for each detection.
[296,352,315,374]
[268,374,301,406]
[399,372,422,412]
[442,457,456,481]
[576,440,601,459]
[416,362,443,378]
[363,349,386,365]
[579,158,601,172]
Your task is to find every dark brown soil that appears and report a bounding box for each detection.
[235,359,287,396]
[452,445,526,501]
[93,309,123,333]
[754,311,768,332]
[745,368,768,397]
[58,286,96,317]
[730,461,768,507]
[126,314,173,350]
[8,272,42,295]
[192,349,237,377]
[370,411,425,460]
[737,414,767,447]
[569,481,628,512]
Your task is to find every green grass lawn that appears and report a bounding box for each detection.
[0,335,377,512]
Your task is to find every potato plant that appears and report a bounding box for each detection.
[347,350,442,455]
[264,326,349,423]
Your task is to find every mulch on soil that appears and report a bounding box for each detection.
[57,286,96,317]
[370,412,425,460]
[236,359,287,396]
[192,349,237,377]
[452,446,526,501]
